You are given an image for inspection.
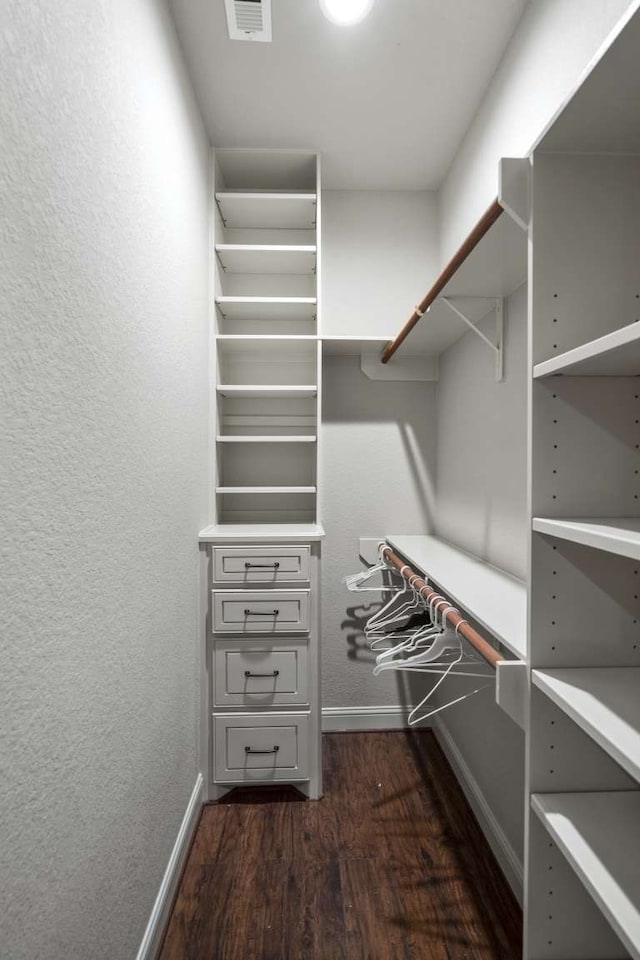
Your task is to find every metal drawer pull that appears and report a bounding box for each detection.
[244,608,279,616]
[244,745,280,755]
[244,562,280,569]
[244,670,280,678]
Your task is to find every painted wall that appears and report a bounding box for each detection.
[413,282,530,893]
[320,191,438,708]
[321,191,438,338]
[0,2,210,959]
[321,357,437,708]
[438,0,636,263]
[435,283,528,578]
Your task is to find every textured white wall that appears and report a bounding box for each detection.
[321,191,438,338]
[435,283,528,579]
[0,3,209,959]
[438,0,635,263]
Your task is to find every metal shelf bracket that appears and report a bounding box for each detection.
[441,297,504,381]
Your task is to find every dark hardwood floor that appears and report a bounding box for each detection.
[160,731,522,960]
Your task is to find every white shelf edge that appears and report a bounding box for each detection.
[199,522,325,542]
[216,385,318,396]
[532,791,640,960]
[216,486,317,494]
[216,436,316,443]
[533,518,640,562]
[216,335,317,342]
[534,322,640,377]
[215,244,317,254]
[215,192,317,200]
[532,667,640,783]
[216,297,317,304]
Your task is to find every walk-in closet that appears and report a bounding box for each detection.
[3,2,639,959]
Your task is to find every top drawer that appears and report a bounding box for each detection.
[213,545,310,584]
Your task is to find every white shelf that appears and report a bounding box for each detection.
[394,212,526,359]
[216,385,318,398]
[533,518,640,562]
[532,791,640,959]
[534,323,640,377]
[215,192,316,229]
[216,436,316,443]
[199,522,325,543]
[532,668,640,782]
[215,297,317,322]
[385,534,527,659]
[216,335,317,343]
[215,244,316,275]
[216,486,317,495]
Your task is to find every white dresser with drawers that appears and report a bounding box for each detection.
[199,524,323,801]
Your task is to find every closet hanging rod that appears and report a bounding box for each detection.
[380,199,504,364]
[378,543,503,669]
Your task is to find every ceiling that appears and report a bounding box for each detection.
[169,0,528,190]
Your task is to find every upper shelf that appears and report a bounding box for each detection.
[215,244,316,275]
[216,193,317,230]
[384,199,527,362]
[536,6,640,155]
[533,322,640,377]
[385,534,527,659]
[215,297,317,322]
[533,518,640,563]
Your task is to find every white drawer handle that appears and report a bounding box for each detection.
[244,670,280,678]
[244,745,280,755]
[244,562,280,569]
[244,608,279,616]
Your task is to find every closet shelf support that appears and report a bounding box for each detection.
[441,296,504,381]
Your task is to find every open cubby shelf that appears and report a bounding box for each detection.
[532,791,640,960]
[215,192,317,230]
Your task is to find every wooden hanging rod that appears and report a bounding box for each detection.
[379,543,503,670]
[380,199,504,364]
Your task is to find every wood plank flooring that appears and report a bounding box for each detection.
[160,731,522,960]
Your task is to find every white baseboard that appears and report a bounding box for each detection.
[433,718,524,904]
[322,705,414,731]
[135,773,204,960]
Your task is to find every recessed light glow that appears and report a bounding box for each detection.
[319,0,375,26]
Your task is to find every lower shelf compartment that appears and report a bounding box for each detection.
[532,791,640,960]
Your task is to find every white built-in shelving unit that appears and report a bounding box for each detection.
[525,8,640,958]
[201,149,324,804]
[212,149,321,526]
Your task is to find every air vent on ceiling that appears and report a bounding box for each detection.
[224,0,272,42]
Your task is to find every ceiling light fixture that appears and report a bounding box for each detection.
[319,0,374,26]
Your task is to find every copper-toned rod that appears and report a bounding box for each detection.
[380,199,504,364]
[379,544,503,670]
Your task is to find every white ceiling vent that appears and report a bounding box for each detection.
[224,0,272,42]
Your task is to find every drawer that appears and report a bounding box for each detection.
[212,590,310,634]
[214,641,309,707]
[213,545,310,583]
[213,713,309,783]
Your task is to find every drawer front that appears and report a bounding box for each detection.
[212,590,310,634]
[213,546,310,583]
[213,714,309,783]
[214,642,309,707]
